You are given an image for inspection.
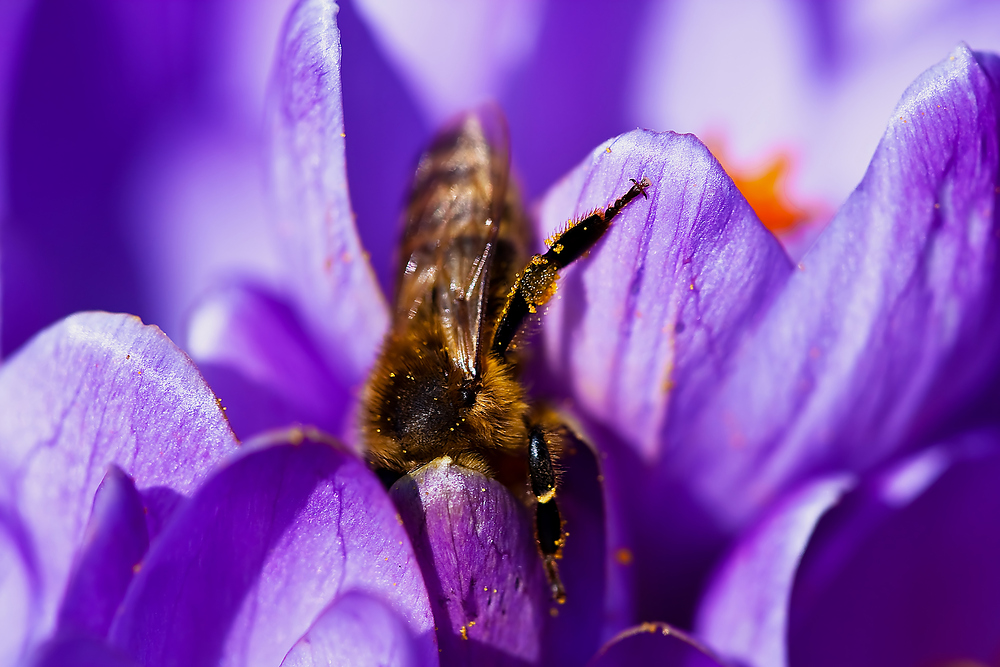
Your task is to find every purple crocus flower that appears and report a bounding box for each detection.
[4,1,1000,666]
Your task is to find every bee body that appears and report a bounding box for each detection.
[362,111,651,603]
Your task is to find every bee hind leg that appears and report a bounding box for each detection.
[527,424,567,603]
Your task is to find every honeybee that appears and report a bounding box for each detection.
[361,110,650,603]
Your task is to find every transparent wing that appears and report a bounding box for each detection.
[394,109,510,380]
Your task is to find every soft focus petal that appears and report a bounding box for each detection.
[541,438,607,666]
[501,0,655,199]
[536,129,790,626]
[634,0,1000,224]
[391,458,547,666]
[56,467,148,639]
[337,0,428,295]
[353,0,542,123]
[587,623,724,667]
[27,634,139,667]
[788,431,1000,666]
[695,474,855,667]
[280,590,423,667]
[268,0,388,390]
[0,505,36,666]
[0,312,238,647]
[109,432,436,667]
[186,283,353,442]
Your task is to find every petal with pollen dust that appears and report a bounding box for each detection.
[392,458,548,666]
[0,312,238,650]
[108,433,436,667]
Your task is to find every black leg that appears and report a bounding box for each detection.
[528,425,566,603]
[491,177,650,357]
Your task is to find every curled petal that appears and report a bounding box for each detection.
[391,458,548,666]
[788,431,1000,666]
[695,474,855,667]
[0,312,237,646]
[186,283,353,443]
[588,622,725,667]
[280,591,424,667]
[269,0,388,388]
[108,432,435,667]
[56,467,148,639]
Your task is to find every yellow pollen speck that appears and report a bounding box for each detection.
[615,547,634,566]
[605,146,612,153]
[469,621,476,627]
[689,283,695,290]
[385,557,389,561]
[553,243,564,254]
[460,626,468,640]
[484,586,488,591]
[389,372,395,377]
[340,132,346,137]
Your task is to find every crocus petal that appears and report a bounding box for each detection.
[538,45,1000,628]
[56,466,148,639]
[391,458,547,666]
[687,44,1000,517]
[788,431,1000,666]
[108,432,436,667]
[352,0,542,123]
[268,0,388,390]
[0,506,36,666]
[186,283,353,442]
[587,622,725,667]
[0,312,238,648]
[280,590,422,667]
[541,439,607,666]
[27,634,139,667]
[536,129,791,626]
[695,474,855,667]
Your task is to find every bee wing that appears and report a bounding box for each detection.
[395,110,509,380]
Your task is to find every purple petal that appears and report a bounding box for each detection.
[27,634,139,667]
[502,0,656,199]
[538,45,1000,627]
[541,439,607,666]
[0,505,37,665]
[695,475,855,667]
[391,458,548,666]
[788,431,1000,666]
[268,0,389,389]
[352,0,542,122]
[185,283,354,442]
[588,623,725,667]
[280,590,424,667]
[108,432,436,667]
[0,312,238,646]
[686,44,1000,515]
[535,130,791,625]
[56,467,148,639]
[337,0,428,296]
